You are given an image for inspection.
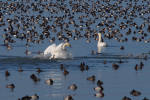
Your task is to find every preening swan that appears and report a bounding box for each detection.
[97,33,107,47]
[44,43,72,59]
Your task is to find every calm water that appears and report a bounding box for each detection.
[0,0,150,100]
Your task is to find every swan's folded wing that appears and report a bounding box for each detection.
[97,42,107,47]
[44,44,56,56]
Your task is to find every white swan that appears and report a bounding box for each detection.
[44,43,72,59]
[97,33,107,47]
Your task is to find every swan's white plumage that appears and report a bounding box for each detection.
[55,43,64,52]
[44,43,72,59]
[44,43,56,56]
[97,33,107,47]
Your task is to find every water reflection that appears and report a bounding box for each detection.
[7,88,14,92]
[98,46,101,53]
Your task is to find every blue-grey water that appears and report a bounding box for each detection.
[0,0,150,100]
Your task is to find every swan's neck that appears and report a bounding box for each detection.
[62,44,67,49]
[62,43,70,50]
[98,34,101,42]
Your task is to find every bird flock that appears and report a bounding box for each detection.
[0,0,150,100]
[5,61,149,100]
[0,0,150,52]
[6,63,106,100]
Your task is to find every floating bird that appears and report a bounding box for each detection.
[80,66,85,71]
[33,77,41,82]
[5,70,10,76]
[37,68,43,73]
[20,95,31,100]
[130,89,141,96]
[30,94,39,100]
[92,50,97,54]
[94,85,104,91]
[44,43,72,59]
[19,68,24,72]
[26,50,32,55]
[97,33,107,47]
[97,80,103,86]
[6,45,12,50]
[103,60,106,64]
[86,39,91,43]
[94,91,104,98]
[120,46,124,50]
[64,95,74,100]
[26,43,30,47]
[60,64,65,70]
[45,79,53,85]
[85,65,89,70]
[112,63,119,70]
[140,61,144,67]
[38,51,44,55]
[134,64,142,70]
[30,74,36,79]
[122,96,131,100]
[6,84,15,88]
[63,69,69,75]
[118,60,124,63]
[87,75,95,81]
[143,55,148,60]
[143,97,149,100]
[68,84,77,90]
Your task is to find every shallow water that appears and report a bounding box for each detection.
[0,0,150,100]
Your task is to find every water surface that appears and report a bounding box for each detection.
[0,0,150,100]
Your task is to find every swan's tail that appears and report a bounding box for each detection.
[104,43,108,47]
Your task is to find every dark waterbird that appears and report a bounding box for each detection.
[130,89,141,96]
[122,96,131,100]
[87,75,95,81]
[45,79,53,85]
[5,70,10,76]
[97,80,103,86]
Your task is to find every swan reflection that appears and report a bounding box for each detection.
[98,46,101,53]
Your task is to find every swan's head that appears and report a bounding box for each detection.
[98,33,101,36]
[64,43,72,47]
[62,43,72,50]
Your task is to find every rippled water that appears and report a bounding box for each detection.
[0,0,150,100]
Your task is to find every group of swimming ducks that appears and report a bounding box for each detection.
[5,60,149,100]
[5,63,105,100]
